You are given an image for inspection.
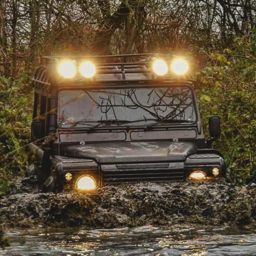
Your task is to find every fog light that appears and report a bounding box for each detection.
[152,59,168,76]
[79,61,96,78]
[65,172,72,181]
[58,60,76,78]
[77,175,96,191]
[212,167,220,177]
[171,58,189,75]
[189,171,206,181]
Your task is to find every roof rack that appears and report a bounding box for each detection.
[33,54,192,87]
[42,53,170,61]
[40,53,172,81]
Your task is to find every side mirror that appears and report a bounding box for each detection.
[31,120,45,141]
[209,116,221,138]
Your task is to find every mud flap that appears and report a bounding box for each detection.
[43,176,55,193]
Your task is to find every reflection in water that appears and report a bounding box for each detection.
[1,225,256,256]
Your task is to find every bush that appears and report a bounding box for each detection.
[197,36,256,184]
[0,73,33,182]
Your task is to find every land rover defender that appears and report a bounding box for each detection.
[27,54,226,192]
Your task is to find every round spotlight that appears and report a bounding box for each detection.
[58,60,76,78]
[212,167,220,177]
[79,61,96,78]
[152,59,168,76]
[171,58,189,75]
[189,171,206,181]
[65,172,72,181]
[76,175,96,191]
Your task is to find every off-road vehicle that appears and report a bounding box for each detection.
[27,54,225,192]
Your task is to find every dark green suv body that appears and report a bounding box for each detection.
[27,54,225,192]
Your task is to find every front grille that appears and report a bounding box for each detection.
[101,163,185,184]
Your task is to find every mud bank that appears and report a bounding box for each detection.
[1,179,256,229]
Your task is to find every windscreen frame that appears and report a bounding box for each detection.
[57,83,199,130]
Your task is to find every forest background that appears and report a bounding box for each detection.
[0,0,256,191]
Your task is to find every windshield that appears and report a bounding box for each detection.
[58,86,197,129]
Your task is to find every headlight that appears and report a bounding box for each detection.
[76,175,96,191]
[189,171,206,181]
[65,172,72,181]
[79,61,96,78]
[171,58,189,75]
[58,60,76,78]
[152,59,168,76]
[212,167,220,177]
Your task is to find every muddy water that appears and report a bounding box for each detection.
[1,225,256,256]
[3,181,256,228]
[2,181,256,255]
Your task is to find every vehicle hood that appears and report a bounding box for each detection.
[61,141,197,164]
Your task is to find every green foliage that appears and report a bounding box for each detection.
[0,73,33,183]
[0,181,9,195]
[197,37,256,184]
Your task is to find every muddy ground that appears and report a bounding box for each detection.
[1,178,256,230]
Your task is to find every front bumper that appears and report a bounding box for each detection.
[53,153,225,191]
[63,170,101,191]
[185,153,226,178]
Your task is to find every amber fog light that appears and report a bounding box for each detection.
[189,171,206,181]
[76,175,96,191]
[65,172,72,181]
[212,167,220,177]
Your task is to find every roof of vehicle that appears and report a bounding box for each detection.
[33,53,194,91]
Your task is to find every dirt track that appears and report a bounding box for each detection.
[1,178,256,229]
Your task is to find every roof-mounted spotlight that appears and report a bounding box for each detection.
[152,59,168,76]
[171,58,189,75]
[58,60,76,78]
[79,61,96,78]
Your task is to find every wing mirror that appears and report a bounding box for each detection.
[31,120,45,141]
[209,116,221,138]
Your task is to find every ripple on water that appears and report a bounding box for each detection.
[1,226,256,256]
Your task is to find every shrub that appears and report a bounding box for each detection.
[0,73,33,182]
[197,36,256,184]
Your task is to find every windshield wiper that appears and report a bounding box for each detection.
[68,119,133,130]
[67,118,192,131]
[68,119,124,128]
[68,119,151,128]
[145,119,192,129]
[86,120,132,132]
[68,118,156,131]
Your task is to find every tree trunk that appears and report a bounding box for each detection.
[92,0,137,54]
[11,0,18,77]
[0,0,9,76]
[29,0,40,69]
